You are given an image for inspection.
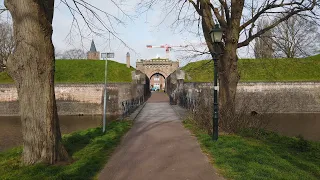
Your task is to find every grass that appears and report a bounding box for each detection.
[183,120,320,180]
[0,120,132,180]
[0,59,135,84]
[182,54,320,82]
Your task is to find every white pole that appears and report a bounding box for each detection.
[102,58,108,133]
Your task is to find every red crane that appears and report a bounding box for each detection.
[146,43,207,59]
[146,44,188,59]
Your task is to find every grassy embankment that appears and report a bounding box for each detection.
[182,55,320,82]
[0,59,135,83]
[0,121,131,180]
[183,120,320,180]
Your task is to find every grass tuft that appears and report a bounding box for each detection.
[0,121,132,180]
[183,119,320,180]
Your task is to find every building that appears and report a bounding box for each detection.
[126,52,130,68]
[87,40,100,60]
[136,57,179,90]
[150,73,166,90]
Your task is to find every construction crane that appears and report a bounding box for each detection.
[146,44,188,60]
[146,43,207,60]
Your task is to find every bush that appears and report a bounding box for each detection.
[180,88,271,134]
[291,135,312,152]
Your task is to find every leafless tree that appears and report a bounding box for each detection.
[254,19,274,59]
[54,49,64,59]
[0,21,14,71]
[62,48,86,59]
[3,0,128,165]
[271,15,320,58]
[138,0,319,127]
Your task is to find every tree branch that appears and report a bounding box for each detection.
[208,2,227,28]
[238,0,317,48]
[218,0,230,24]
[188,0,201,15]
[240,0,316,31]
[0,8,8,14]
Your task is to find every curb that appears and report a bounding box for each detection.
[171,105,181,120]
[128,102,147,121]
[171,105,187,120]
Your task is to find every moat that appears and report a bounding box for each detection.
[0,113,319,152]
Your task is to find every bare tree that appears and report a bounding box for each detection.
[3,0,128,165]
[254,19,274,59]
[62,48,86,59]
[55,49,64,59]
[272,15,320,58]
[0,21,14,71]
[138,0,318,128]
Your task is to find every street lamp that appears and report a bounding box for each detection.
[101,53,108,133]
[209,23,223,141]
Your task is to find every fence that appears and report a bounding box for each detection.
[121,95,145,118]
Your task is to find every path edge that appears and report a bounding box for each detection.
[128,102,147,121]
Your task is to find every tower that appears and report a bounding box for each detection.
[87,40,100,60]
[126,52,130,68]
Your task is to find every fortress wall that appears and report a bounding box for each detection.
[0,83,147,116]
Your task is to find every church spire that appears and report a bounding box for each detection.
[90,40,97,52]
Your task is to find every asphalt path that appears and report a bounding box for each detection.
[98,92,224,180]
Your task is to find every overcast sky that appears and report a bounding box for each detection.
[0,0,252,67]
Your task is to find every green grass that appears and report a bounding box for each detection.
[0,59,135,83]
[0,71,13,83]
[183,120,320,180]
[182,55,320,82]
[0,121,132,180]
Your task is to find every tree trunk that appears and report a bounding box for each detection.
[200,0,241,132]
[5,0,69,165]
[219,40,240,131]
[218,0,243,131]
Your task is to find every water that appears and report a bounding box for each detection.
[0,113,319,152]
[0,115,106,152]
[266,113,320,141]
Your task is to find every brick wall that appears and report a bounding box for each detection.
[181,82,320,113]
[0,83,147,116]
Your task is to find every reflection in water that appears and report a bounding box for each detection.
[0,115,105,152]
[266,113,320,141]
[0,113,319,152]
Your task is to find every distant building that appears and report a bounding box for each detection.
[87,40,100,60]
[126,52,130,68]
[150,73,166,90]
[136,57,179,90]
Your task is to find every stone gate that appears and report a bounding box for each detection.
[136,58,179,90]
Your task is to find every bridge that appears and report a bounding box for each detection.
[98,92,224,180]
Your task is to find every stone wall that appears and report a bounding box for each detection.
[136,58,179,79]
[0,81,149,116]
[166,70,320,113]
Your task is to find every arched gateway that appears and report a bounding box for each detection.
[136,58,179,90]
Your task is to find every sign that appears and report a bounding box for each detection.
[107,53,115,58]
[101,53,107,59]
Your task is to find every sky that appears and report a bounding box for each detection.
[0,0,252,67]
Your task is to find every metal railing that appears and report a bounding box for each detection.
[179,95,198,112]
[121,96,145,118]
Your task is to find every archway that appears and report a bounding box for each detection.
[150,73,166,91]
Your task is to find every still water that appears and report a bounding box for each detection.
[266,113,320,141]
[0,115,104,152]
[0,113,319,152]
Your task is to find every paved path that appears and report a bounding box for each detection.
[98,92,224,180]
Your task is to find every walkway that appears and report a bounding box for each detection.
[98,92,224,180]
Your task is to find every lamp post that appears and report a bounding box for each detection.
[209,23,223,141]
[101,53,108,133]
